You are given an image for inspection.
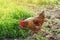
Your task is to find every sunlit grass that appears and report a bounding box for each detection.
[0,0,34,38]
[18,0,59,5]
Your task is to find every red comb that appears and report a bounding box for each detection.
[19,19,24,28]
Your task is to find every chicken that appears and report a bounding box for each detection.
[19,11,45,33]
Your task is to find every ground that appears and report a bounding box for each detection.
[20,4,60,40]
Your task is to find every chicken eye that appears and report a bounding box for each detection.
[24,21,28,25]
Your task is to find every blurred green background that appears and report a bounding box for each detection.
[0,0,60,40]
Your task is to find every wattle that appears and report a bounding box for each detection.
[19,20,24,28]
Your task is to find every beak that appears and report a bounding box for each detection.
[20,26,24,28]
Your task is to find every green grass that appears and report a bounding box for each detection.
[0,0,34,38]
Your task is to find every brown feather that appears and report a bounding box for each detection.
[20,11,45,33]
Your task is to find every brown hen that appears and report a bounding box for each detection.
[19,11,45,33]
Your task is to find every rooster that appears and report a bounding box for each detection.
[19,11,45,33]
